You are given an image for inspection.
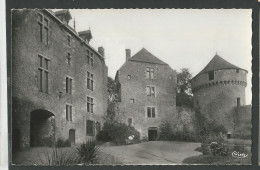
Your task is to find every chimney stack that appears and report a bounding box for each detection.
[126,49,131,61]
[98,47,105,57]
[78,30,93,44]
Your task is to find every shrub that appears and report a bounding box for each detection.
[97,120,140,145]
[97,130,112,142]
[195,108,227,143]
[76,140,99,165]
[56,138,71,148]
[38,136,55,147]
[159,120,197,142]
[40,147,79,165]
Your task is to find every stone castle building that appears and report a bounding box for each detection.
[12,9,108,150]
[191,54,251,138]
[115,48,177,140]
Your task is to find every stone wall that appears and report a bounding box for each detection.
[233,105,252,139]
[12,9,107,149]
[115,60,177,139]
[191,68,249,135]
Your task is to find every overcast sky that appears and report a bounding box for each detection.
[65,9,252,104]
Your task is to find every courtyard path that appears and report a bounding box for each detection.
[100,141,202,165]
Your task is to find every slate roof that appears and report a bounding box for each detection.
[194,54,247,78]
[129,48,167,65]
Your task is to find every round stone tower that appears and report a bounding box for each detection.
[191,54,247,134]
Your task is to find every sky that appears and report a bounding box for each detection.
[65,9,252,104]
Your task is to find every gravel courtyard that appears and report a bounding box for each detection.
[12,141,202,165]
[100,141,202,165]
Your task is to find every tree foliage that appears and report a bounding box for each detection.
[176,68,193,107]
[177,68,192,94]
[107,77,118,102]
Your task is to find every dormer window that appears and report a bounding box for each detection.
[208,71,214,80]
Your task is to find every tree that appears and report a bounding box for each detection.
[106,77,119,120]
[177,68,192,94]
[107,77,118,102]
[176,68,193,107]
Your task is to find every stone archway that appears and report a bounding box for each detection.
[30,109,55,147]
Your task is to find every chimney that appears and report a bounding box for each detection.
[98,47,105,57]
[126,49,131,61]
[54,10,72,25]
[78,30,93,44]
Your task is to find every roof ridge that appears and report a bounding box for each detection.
[193,54,247,78]
[128,48,167,65]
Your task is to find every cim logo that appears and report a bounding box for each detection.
[231,151,248,158]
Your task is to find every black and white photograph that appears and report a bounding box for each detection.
[11,9,252,165]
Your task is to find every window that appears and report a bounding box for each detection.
[66,105,72,121]
[67,53,71,65]
[146,67,154,79]
[237,98,241,106]
[130,99,135,103]
[236,69,239,73]
[38,13,49,45]
[96,122,101,133]
[38,55,49,93]
[127,75,131,80]
[87,97,94,113]
[146,85,155,96]
[128,118,132,126]
[86,120,95,136]
[87,72,94,91]
[208,71,214,80]
[67,35,71,46]
[87,51,94,66]
[147,107,156,118]
[66,77,72,94]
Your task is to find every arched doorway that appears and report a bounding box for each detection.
[30,109,55,147]
[69,129,75,145]
[148,127,158,141]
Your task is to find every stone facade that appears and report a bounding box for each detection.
[115,48,177,140]
[191,54,251,137]
[12,9,107,149]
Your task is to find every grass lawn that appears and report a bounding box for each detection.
[183,154,251,165]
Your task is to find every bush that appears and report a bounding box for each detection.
[195,108,227,143]
[97,120,140,145]
[97,130,112,142]
[76,140,99,165]
[38,136,55,147]
[56,138,71,148]
[159,120,197,142]
[40,147,79,165]
[176,92,193,108]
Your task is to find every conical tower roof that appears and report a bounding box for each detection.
[194,54,247,78]
[129,48,167,65]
